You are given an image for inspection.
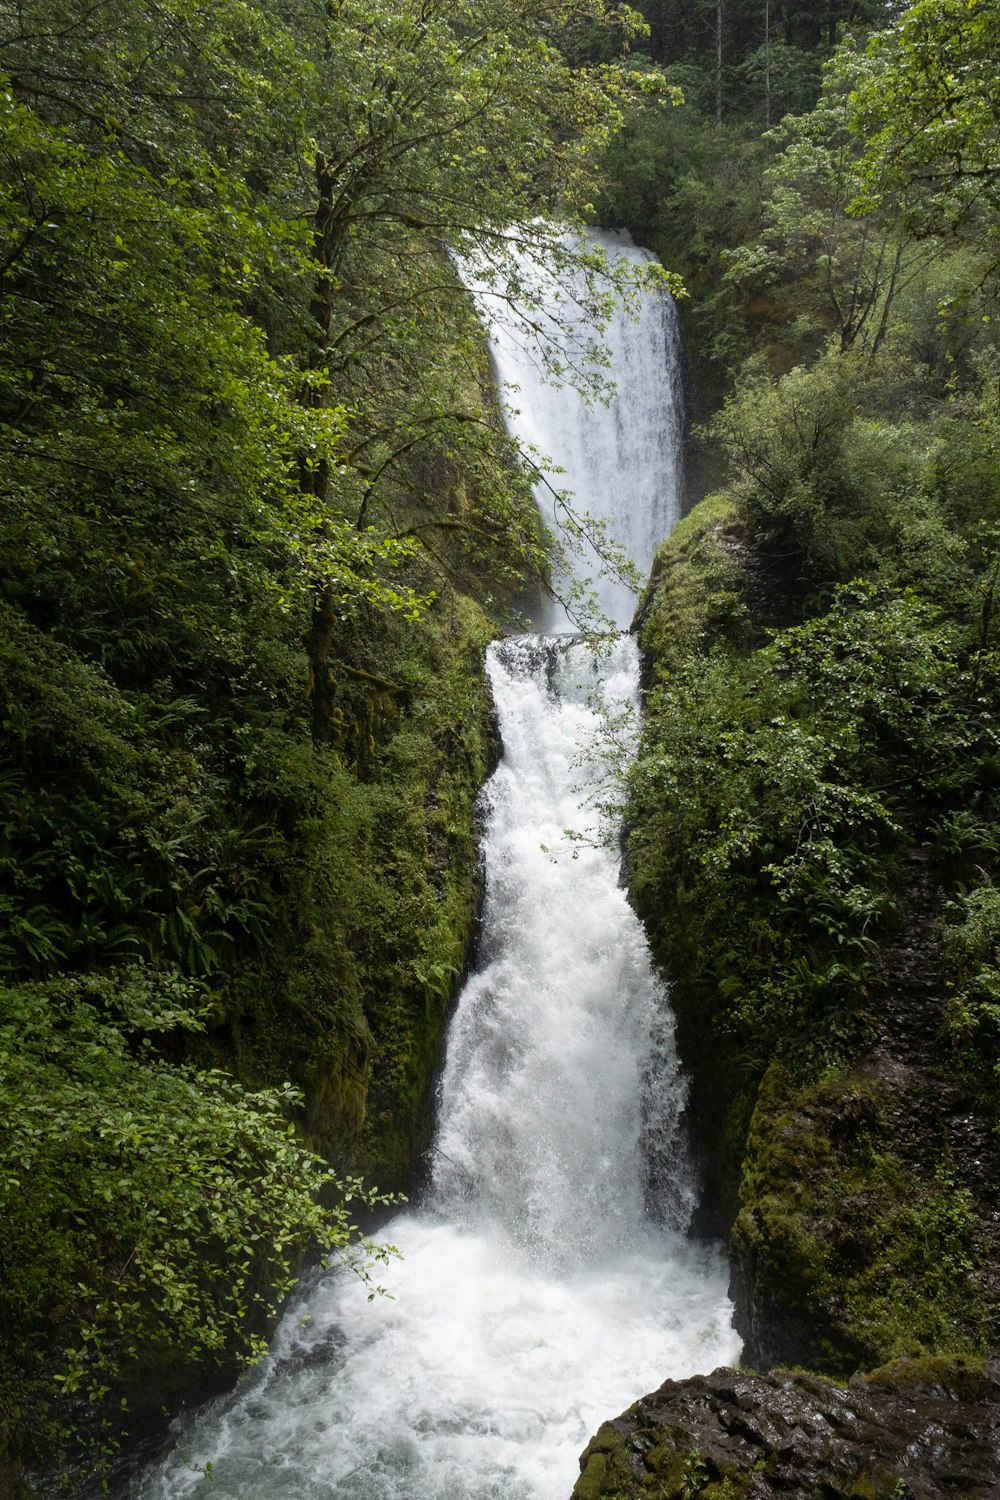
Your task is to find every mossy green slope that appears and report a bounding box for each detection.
[0,581,500,1488]
[627,491,1000,1376]
[189,589,498,1192]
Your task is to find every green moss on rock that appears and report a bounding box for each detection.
[636,493,753,676]
[733,1061,988,1373]
[571,1364,1000,1498]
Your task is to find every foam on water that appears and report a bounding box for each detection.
[134,1218,734,1500]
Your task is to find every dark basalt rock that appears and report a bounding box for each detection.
[571,1359,1000,1499]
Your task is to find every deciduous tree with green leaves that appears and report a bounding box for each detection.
[0,968,397,1483]
[725,46,945,356]
[851,0,1000,260]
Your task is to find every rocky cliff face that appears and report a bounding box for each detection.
[572,1360,1000,1499]
[730,843,1000,1374]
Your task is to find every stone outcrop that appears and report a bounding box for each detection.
[572,1359,1000,1499]
[730,846,1000,1374]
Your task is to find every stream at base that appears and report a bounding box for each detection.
[130,231,740,1500]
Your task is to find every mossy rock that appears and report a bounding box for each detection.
[572,1364,1000,1498]
[862,1353,997,1401]
[636,492,754,678]
[732,1059,989,1374]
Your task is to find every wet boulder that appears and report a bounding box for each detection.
[572,1358,1000,1499]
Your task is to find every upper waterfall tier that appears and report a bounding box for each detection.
[466,228,683,629]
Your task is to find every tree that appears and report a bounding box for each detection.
[851,0,1000,262]
[1,0,673,731]
[725,45,943,355]
[288,0,679,731]
[629,0,894,120]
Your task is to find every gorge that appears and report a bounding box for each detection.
[126,236,740,1500]
[6,3,1000,1495]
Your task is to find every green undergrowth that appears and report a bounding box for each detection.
[0,969,397,1483]
[939,883,1000,1110]
[627,449,1000,1370]
[0,582,498,1484]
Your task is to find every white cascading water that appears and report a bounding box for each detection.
[468,227,684,629]
[128,232,739,1500]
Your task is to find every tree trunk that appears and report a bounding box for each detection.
[307,585,340,744]
[764,0,771,130]
[871,241,904,358]
[305,149,340,745]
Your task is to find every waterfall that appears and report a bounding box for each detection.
[465,227,684,628]
[128,234,739,1500]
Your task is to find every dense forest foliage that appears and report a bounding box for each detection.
[621,0,1000,1377]
[3,0,1000,1489]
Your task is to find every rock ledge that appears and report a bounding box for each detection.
[572,1358,1000,1499]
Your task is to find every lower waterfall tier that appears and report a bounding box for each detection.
[131,636,740,1500]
